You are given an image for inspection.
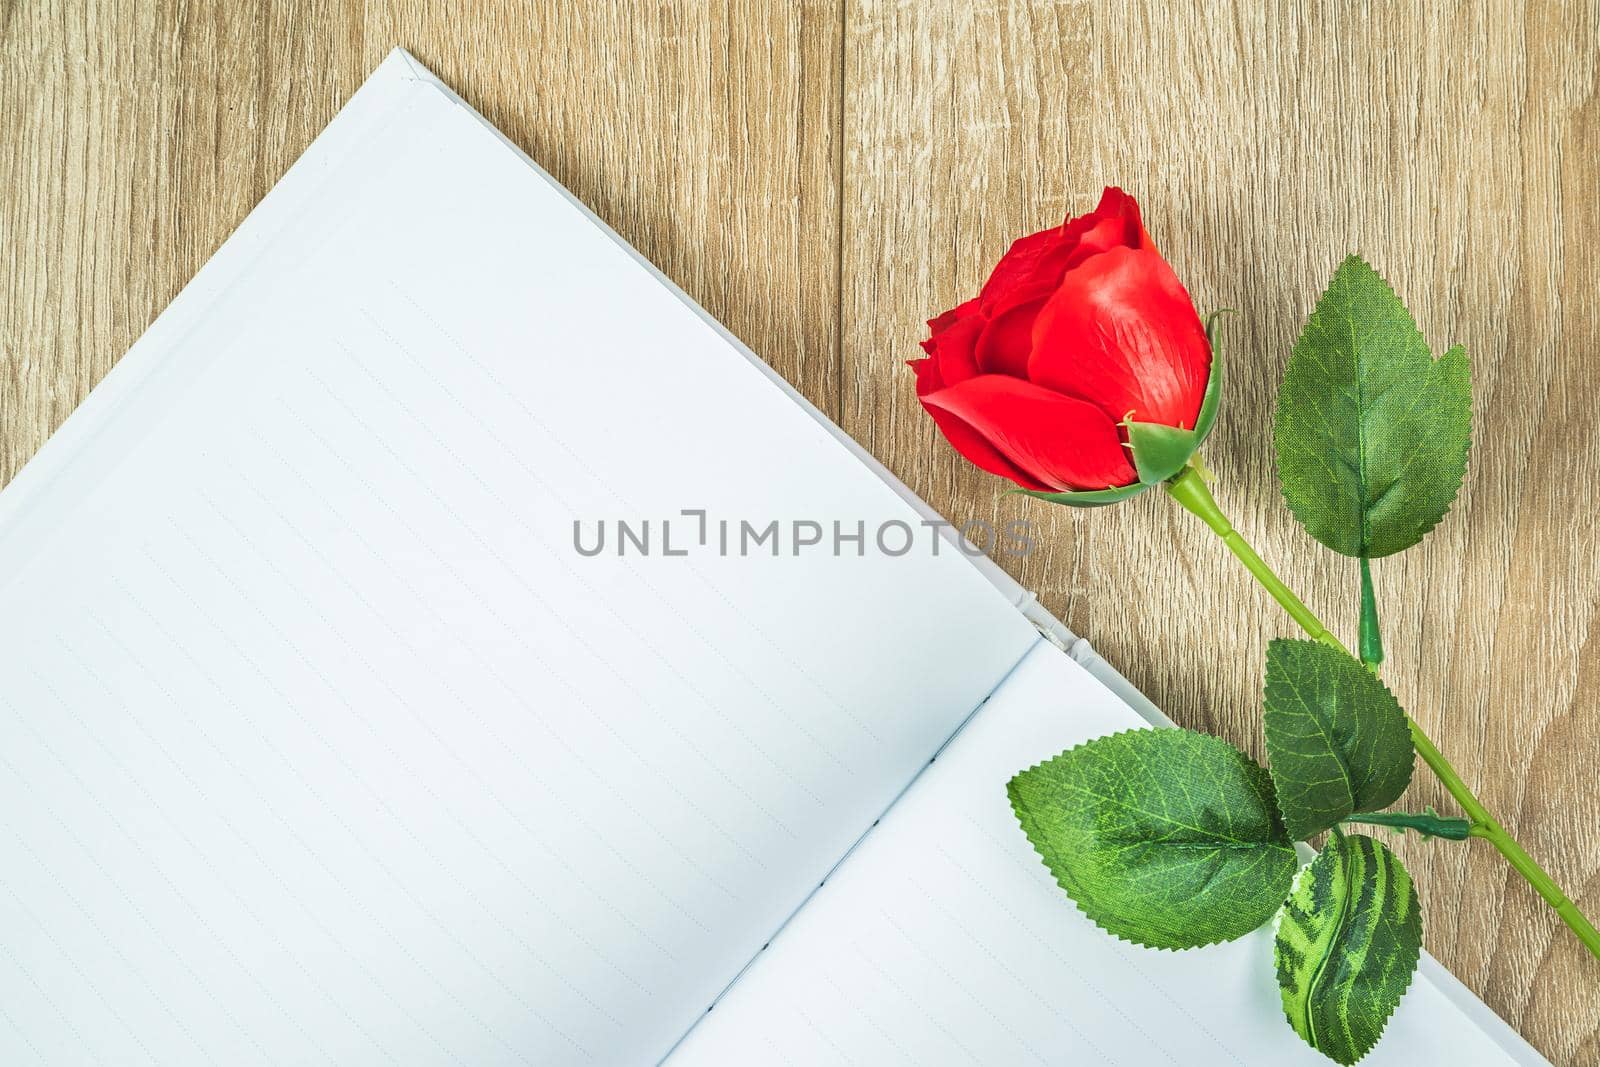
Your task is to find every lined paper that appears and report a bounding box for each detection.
[0,65,1037,1065]
[667,642,1523,1066]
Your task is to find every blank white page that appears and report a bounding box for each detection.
[668,641,1528,1066]
[0,56,1038,1065]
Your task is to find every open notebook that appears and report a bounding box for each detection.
[0,50,1544,1066]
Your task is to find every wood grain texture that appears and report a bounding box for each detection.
[4,0,1599,1061]
[0,0,841,479]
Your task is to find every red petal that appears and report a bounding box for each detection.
[1028,246,1211,429]
[931,312,984,387]
[909,355,946,394]
[918,406,1052,491]
[979,187,1153,321]
[1061,187,1152,256]
[927,298,979,337]
[975,297,1045,378]
[1061,214,1145,276]
[980,227,1069,312]
[920,300,985,388]
[919,375,1138,492]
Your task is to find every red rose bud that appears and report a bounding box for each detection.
[909,187,1220,505]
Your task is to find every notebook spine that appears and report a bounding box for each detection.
[1012,589,1098,666]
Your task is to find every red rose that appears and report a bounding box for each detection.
[910,187,1219,502]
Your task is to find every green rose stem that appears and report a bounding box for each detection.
[1164,462,1600,962]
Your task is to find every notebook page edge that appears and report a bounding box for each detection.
[657,631,1048,1064]
[0,50,431,547]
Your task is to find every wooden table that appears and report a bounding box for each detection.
[4,1,1598,1061]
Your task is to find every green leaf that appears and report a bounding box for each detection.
[1275,833,1422,1064]
[1275,255,1471,559]
[1263,639,1414,841]
[1008,728,1298,950]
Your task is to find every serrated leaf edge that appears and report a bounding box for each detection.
[1273,834,1423,1065]
[1377,342,1472,557]
[1007,727,1296,953]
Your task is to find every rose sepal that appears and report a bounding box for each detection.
[1125,421,1204,485]
[1012,481,1153,509]
[1191,309,1231,443]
